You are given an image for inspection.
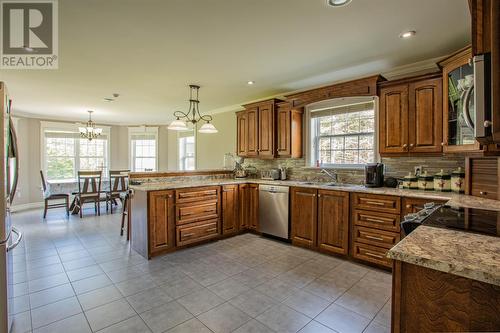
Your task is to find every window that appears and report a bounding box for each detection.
[178,135,195,170]
[129,127,158,172]
[41,122,110,181]
[309,100,376,167]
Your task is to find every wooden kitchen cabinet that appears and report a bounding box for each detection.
[291,187,349,255]
[258,101,275,158]
[222,185,239,235]
[276,102,303,158]
[149,190,175,255]
[465,157,500,200]
[317,190,349,255]
[379,83,409,154]
[291,187,317,248]
[379,73,442,155]
[236,112,247,156]
[238,184,259,231]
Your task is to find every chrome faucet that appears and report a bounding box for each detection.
[320,169,338,183]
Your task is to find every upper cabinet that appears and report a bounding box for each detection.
[379,73,443,155]
[237,99,303,159]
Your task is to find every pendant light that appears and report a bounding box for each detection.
[168,85,218,133]
[78,110,102,141]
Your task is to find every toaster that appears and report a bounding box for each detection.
[261,168,281,180]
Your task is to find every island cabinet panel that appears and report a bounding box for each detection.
[379,84,409,154]
[222,185,239,235]
[291,187,317,248]
[149,190,175,255]
[317,190,349,255]
[392,261,500,333]
[238,184,249,229]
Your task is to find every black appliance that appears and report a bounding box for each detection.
[364,163,384,188]
[401,203,500,238]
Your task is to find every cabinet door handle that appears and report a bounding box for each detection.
[365,217,388,224]
[183,233,194,237]
[480,191,488,195]
[364,200,385,206]
[365,235,384,242]
[365,252,384,259]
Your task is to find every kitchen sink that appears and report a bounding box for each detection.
[298,181,359,188]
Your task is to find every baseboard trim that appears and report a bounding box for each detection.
[11,202,44,212]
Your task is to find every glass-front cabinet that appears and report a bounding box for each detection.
[439,46,483,153]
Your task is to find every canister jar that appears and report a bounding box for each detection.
[403,172,418,189]
[418,171,434,191]
[451,167,465,193]
[434,169,451,192]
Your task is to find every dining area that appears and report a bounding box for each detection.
[39,169,132,239]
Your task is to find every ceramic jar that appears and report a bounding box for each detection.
[434,169,451,192]
[418,171,434,191]
[403,172,418,189]
[451,167,465,193]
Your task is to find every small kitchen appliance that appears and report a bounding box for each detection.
[364,163,384,187]
[261,168,281,181]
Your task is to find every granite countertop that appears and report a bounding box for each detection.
[387,226,500,286]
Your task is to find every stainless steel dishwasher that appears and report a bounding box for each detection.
[259,185,289,239]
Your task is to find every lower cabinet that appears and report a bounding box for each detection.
[291,187,349,255]
[176,219,219,246]
[149,190,176,256]
[222,185,239,235]
[239,184,259,231]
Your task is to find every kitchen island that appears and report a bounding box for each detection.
[387,218,500,332]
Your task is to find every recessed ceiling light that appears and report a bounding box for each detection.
[326,0,352,7]
[399,30,416,39]
[247,81,255,85]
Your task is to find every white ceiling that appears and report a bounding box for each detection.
[0,0,470,125]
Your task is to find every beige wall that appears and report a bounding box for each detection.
[13,110,237,206]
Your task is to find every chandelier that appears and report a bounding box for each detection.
[78,110,102,141]
[168,85,218,133]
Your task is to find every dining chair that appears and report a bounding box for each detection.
[106,170,129,213]
[75,170,102,218]
[40,170,70,218]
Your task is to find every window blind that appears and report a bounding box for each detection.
[310,101,374,119]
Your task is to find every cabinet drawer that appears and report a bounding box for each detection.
[352,242,392,268]
[176,219,219,246]
[352,209,400,232]
[176,202,219,225]
[175,187,220,204]
[353,226,400,249]
[351,193,400,214]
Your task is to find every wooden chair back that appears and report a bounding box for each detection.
[77,170,102,196]
[108,170,129,194]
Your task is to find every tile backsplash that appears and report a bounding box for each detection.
[243,156,465,184]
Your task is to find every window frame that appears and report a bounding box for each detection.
[128,126,159,172]
[178,135,196,171]
[305,97,379,169]
[40,121,111,181]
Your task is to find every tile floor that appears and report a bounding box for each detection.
[9,206,392,333]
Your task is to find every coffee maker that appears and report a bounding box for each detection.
[365,163,384,187]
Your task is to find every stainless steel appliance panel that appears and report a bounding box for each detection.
[258,185,289,239]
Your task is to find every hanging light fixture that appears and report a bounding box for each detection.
[168,85,218,133]
[78,110,102,141]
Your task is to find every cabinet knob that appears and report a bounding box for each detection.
[441,142,445,146]
[480,191,488,196]
[409,143,414,148]
[318,194,321,197]
[403,144,408,148]
[406,204,411,209]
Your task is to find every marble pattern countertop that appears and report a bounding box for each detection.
[387,226,500,286]
[130,177,500,285]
